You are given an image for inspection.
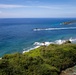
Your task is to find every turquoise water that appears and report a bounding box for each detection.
[0,18,76,57]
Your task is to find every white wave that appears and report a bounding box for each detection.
[0,58,2,60]
[51,38,76,44]
[69,37,76,42]
[23,37,76,54]
[34,42,53,46]
[34,38,76,46]
[23,50,29,53]
[34,40,66,46]
[54,39,66,45]
[33,27,76,31]
[23,42,52,53]
[23,46,40,54]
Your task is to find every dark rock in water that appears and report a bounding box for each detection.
[63,40,71,44]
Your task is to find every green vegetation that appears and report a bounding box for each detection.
[0,42,76,75]
[61,20,76,25]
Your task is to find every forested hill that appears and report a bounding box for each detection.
[0,42,76,75]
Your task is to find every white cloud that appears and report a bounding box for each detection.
[0,4,75,10]
[0,4,75,9]
[0,4,27,8]
[0,4,62,10]
[0,4,63,9]
[37,6,61,9]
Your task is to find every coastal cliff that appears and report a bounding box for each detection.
[0,42,76,75]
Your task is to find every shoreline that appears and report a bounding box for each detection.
[23,46,40,53]
[22,37,76,54]
[22,39,76,75]
[2,40,76,75]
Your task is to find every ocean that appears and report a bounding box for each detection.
[0,18,76,57]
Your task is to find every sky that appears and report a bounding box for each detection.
[0,0,76,18]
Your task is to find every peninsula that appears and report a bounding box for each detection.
[61,20,76,25]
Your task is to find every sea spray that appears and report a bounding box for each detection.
[23,37,76,53]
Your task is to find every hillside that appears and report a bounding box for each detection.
[0,43,76,75]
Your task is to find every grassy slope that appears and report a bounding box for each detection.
[0,43,76,75]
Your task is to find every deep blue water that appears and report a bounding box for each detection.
[0,18,76,57]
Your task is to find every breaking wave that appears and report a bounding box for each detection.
[33,27,76,31]
[23,37,76,53]
[23,46,40,53]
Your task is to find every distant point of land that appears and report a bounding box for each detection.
[61,20,76,25]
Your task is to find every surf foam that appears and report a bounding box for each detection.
[69,37,76,42]
[23,37,76,54]
[23,46,40,54]
[33,27,76,31]
[34,42,53,46]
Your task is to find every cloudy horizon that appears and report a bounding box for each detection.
[0,0,76,18]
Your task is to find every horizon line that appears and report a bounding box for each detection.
[0,17,76,19]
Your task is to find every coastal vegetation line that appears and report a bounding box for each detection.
[0,42,76,75]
